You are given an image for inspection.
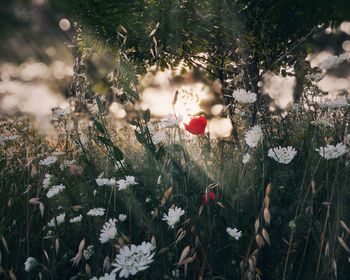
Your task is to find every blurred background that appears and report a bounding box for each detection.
[1,0,350,131]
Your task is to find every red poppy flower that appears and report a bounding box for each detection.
[202,191,216,204]
[184,115,207,135]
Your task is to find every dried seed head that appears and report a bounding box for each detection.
[265,183,272,196]
[255,234,265,248]
[254,218,260,234]
[263,208,271,225]
[262,229,270,245]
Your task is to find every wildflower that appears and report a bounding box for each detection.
[226,227,242,240]
[90,273,116,280]
[47,213,65,227]
[39,156,57,166]
[99,218,118,244]
[268,146,297,164]
[151,131,167,145]
[202,191,216,205]
[162,206,185,229]
[96,175,117,187]
[46,184,65,198]
[242,153,251,164]
[232,89,257,104]
[316,143,347,159]
[42,173,53,189]
[118,214,127,222]
[24,257,38,272]
[184,115,207,135]
[87,208,105,216]
[117,176,137,191]
[69,215,82,223]
[112,242,155,278]
[288,220,296,230]
[245,125,263,148]
[83,245,94,260]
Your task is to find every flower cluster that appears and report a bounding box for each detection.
[46,183,65,198]
[117,176,137,191]
[112,242,155,278]
[87,208,106,217]
[232,89,257,104]
[226,227,242,240]
[245,125,263,148]
[24,257,38,272]
[39,156,57,166]
[162,206,185,228]
[268,146,297,164]
[316,142,347,159]
[48,213,65,227]
[69,215,82,223]
[96,175,117,187]
[42,173,53,189]
[99,218,118,244]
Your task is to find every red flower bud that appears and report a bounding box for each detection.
[184,115,207,135]
[202,191,215,204]
[208,191,216,201]
[202,192,208,204]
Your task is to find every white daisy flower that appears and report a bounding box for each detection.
[268,146,297,164]
[117,176,137,191]
[316,142,347,159]
[232,89,257,104]
[46,184,65,198]
[47,213,65,227]
[87,208,105,217]
[69,215,82,223]
[112,242,155,278]
[24,257,38,272]
[242,153,251,164]
[118,214,127,222]
[99,218,118,244]
[226,227,242,240]
[39,156,57,166]
[162,206,185,229]
[245,125,263,148]
[42,173,53,189]
[90,273,116,280]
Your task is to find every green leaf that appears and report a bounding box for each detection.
[128,120,139,126]
[113,146,124,161]
[135,131,146,144]
[94,119,105,134]
[96,96,105,114]
[97,136,113,146]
